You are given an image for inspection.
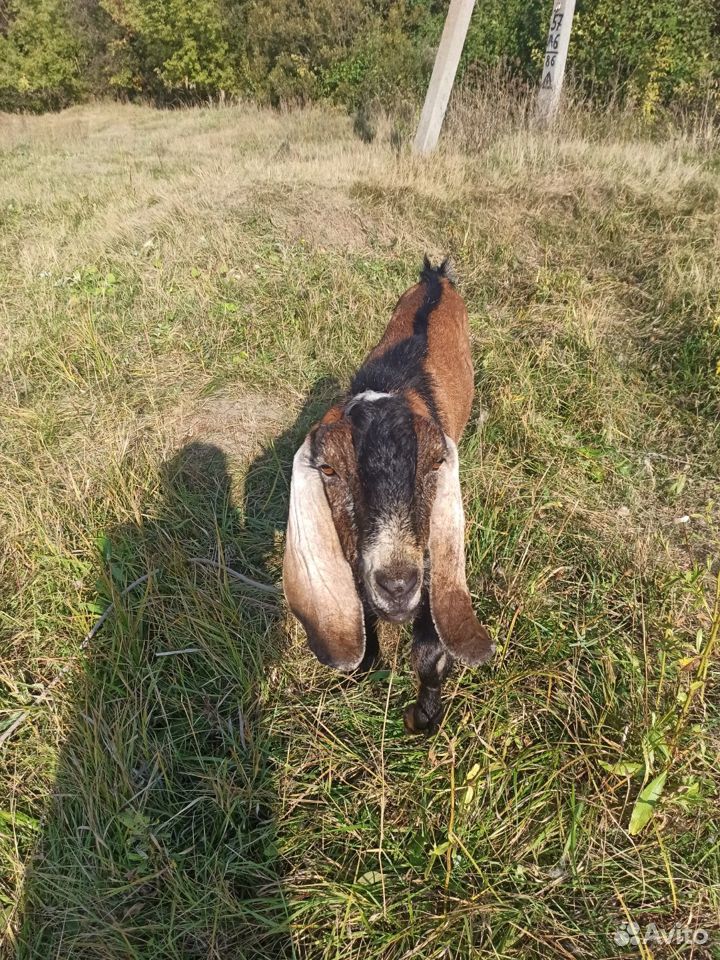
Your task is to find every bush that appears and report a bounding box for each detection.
[0,0,717,116]
[0,0,88,111]
[570,0,720,116]
[321,5,431,109]
[98,0,239,101]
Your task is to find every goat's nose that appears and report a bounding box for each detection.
[374,568,420,604]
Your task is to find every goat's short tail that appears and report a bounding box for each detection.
[420,255,457,287]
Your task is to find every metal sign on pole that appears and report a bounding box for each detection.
[412,0,476,154]
[537,0,576,123]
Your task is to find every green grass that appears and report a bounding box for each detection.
[1,102,719,958]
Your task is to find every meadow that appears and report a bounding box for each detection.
[0,100,719,958]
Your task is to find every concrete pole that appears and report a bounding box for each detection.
[413,0,476,154]
[537,0,576,123]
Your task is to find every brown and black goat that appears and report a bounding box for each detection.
[283,258,494,732]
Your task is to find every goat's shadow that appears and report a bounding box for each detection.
[16,377,340,959]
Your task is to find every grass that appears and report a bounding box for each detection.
[0,99,719,958]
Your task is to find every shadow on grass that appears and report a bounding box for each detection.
[15,378,340,959]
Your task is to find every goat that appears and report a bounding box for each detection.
[283,258,494,732]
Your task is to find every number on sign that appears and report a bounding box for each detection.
[537,0,576,122]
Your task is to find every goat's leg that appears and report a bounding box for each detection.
[357,608,380,673]
[404,595,453,734]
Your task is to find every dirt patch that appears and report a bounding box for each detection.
[261,186,394,254]
[169,392,292,465]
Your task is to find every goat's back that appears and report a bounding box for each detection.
[367,268,474,443]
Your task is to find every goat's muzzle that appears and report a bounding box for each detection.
[365,562,423,623]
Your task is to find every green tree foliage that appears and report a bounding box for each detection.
[320,3,434,108]
[98,0,238,98]
[0,0,717,113]
[0,0,88,110]
[236,0,376,104]
[569,0,719,115]
[461,0,546,75]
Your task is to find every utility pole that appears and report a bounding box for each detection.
[537,0,576,123]
[413,0,476,154]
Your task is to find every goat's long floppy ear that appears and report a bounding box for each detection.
[428,438,494,666]
[283,438,365,672]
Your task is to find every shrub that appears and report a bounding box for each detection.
[98,0,238,101]
[0,0,717,115]
[570,0,720,115]
[321,5,431,109]
[0,0,88,111]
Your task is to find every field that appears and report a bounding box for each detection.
[1,101,719,958]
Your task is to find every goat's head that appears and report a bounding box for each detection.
[283,393,493,672]
[316,394,444,622]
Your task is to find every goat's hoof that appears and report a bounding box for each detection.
[403,702,443,735]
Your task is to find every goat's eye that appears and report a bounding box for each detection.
[431,457,446,470]
[319,464,336,477]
